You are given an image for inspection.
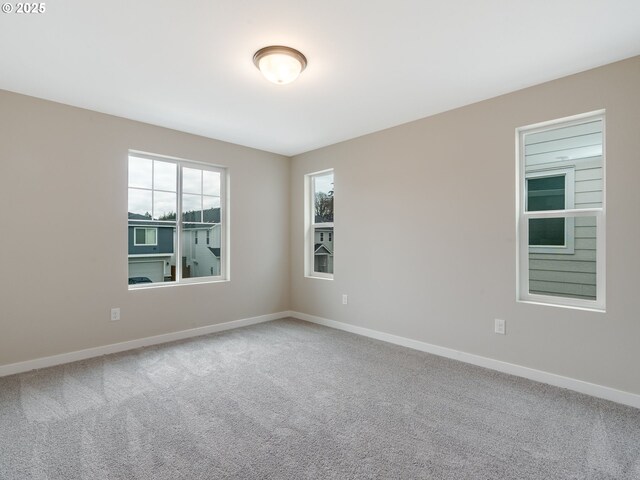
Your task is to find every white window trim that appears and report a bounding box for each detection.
[526,167,575,255]
[305,169,334,280]
[128,151,228,289]
[133,227,158,246]
[516,111,605,311]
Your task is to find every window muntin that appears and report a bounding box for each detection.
[517,113,605,310]
[128,154,226,287]
[306,170,334,278]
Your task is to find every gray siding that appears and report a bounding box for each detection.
[525,120,602,300]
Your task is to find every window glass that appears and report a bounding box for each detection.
[313,227,334,274]
[529,216,597,301]
[128,155,225,286]
[153,161,177,192]
[135,228,146,245]
[182,194,202,222]
[308,170,334,278]
[518,114,604,310]
[529,218,565,246]
[154,192,176,221]
[527,176,565,211]
[128,188,152,218]
[182,168,202,194]
[128,156,152,189]
[527,175,567,246]
[313,174,334,223]
[203,171,221,196]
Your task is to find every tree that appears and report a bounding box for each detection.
[315,191,333,223]
[159,211,176,221]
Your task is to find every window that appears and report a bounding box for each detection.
[128,153,226,287]
[517,112,605,310]
[526,168,575,254]
[134,227,157,246]
[306,169,334,278]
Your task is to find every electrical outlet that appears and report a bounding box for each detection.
[494,318,506,335]
[110,308,121,321]
[342,294,348,305]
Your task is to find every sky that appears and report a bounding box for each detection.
[314,172,333,196]
[128,156,220,220]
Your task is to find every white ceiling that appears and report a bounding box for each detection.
[1,1,639,156]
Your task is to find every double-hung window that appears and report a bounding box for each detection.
[517,112,605,310]
[306,169,334,278]
[128,153,227,287]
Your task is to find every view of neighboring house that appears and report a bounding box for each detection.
[181,208,222,278]
[128,208,221,282]
[314,227,333,273]
[525,118,603,300]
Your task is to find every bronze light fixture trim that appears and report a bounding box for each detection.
[253,46,308,85]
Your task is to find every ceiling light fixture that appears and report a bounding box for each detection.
[253,46,307,85]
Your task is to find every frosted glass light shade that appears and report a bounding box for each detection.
[253,46,307,85]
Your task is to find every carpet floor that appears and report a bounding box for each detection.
[0,318,639,479]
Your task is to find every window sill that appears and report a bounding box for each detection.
[517,299,605,313]
[305,275,334,281]
[129,278,229,291]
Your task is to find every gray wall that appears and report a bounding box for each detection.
[1,57,639,398]
[290,56,640,395]
[0,90,291,366]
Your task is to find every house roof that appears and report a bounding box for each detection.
[208,247,221,258]
[314,244,332,255]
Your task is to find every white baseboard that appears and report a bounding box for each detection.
[291,311,640,410]
[0,311,292,377]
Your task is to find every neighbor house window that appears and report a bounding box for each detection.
[134,227,157,246]
[306,169,334,278]
[526,168,575,254]
[128,153,226,287]
[517,112,605,310]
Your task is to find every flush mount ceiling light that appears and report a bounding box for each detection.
[253,46,307,85]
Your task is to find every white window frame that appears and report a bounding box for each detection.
[305,169,334,280]
[133,227,158,246]
[516,111,605,311]
[526,167,575,254]
[128,151,228,289]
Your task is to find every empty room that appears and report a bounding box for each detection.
[1,1,639,478]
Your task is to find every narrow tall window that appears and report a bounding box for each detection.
[306,170,334,278]
[517,112,605,310]
[128,153,226,286]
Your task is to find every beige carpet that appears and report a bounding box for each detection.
[1,318,639,479]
